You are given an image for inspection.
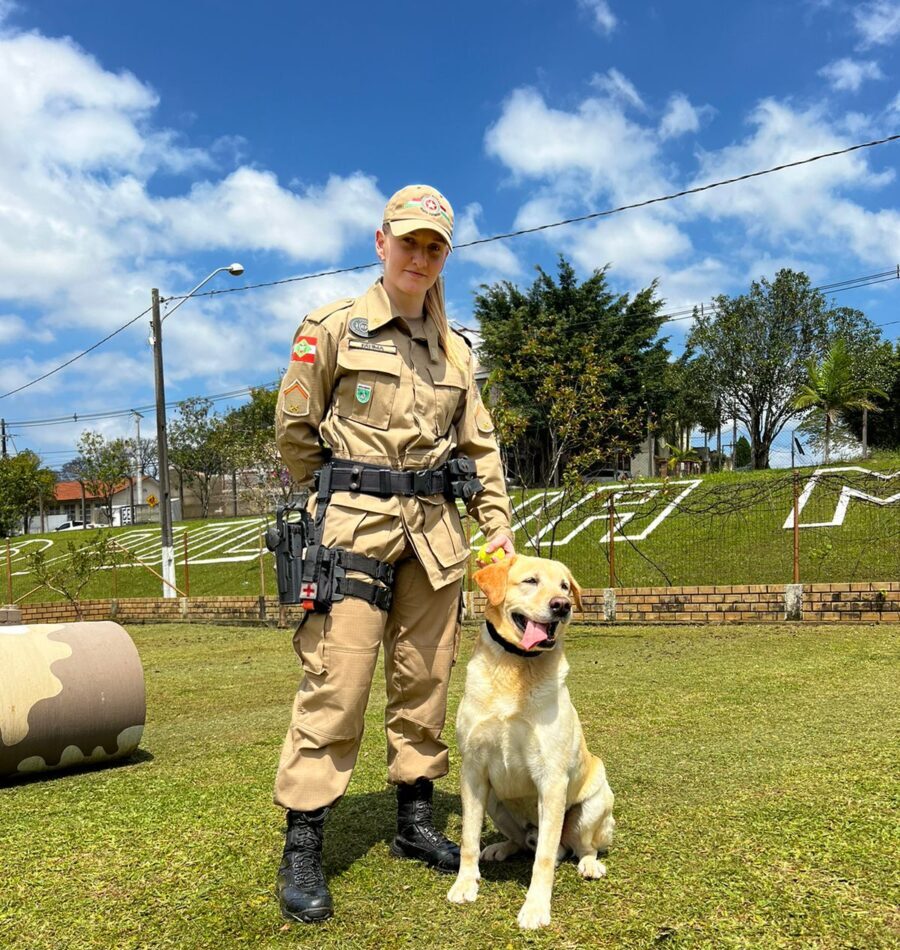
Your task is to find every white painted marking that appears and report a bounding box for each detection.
[783,467,900,529]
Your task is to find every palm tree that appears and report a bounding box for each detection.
[793,339,885,465]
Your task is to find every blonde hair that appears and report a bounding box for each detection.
[425,276,468,373]
[382,223,468,373]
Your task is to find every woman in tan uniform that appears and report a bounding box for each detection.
[273,184,514,923]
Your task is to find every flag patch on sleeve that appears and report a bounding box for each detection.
[291,336,317,363]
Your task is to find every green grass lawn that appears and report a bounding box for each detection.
[2,621,897,948]
[5,450,899,603]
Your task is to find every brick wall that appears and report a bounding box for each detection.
[13,581,900,626]
[470,580,900,624]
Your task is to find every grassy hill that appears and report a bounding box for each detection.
[4,451,899,605]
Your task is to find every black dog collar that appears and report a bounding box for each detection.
[485,620,549,659]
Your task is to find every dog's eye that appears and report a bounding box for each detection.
[561,581,570,591]
[522,577,539,585]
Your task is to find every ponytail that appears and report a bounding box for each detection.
[425,276,468,373]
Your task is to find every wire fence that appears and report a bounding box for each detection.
[4,466,898,607]
[488,467,899,589]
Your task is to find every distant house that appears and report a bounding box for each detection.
[31,477,162,532]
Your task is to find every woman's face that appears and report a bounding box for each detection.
[376,227,450,300]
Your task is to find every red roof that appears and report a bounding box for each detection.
[54,478,134,502]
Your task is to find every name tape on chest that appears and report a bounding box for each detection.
[347,339,398,355]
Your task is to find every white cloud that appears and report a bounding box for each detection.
[453,203,522,279]
[578,0,617,35]
[590,68,645,111]
[687,99,897,264]
[485,87,667,202]
[0,24,386,340]
[659,93,712,139]
[853,0,900,48]
[568,214,692,279]
[818,57,884,92]
[0,314,52,345]
[157,170,385,261]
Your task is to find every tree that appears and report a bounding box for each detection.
[25,531,114,620]
[793,338,885,464]
[661,352,721,453]
[126,436,158,480]
[476,257,669,486]
[0,451,56,536]
[218,385,300,510]
[735,436,751,469]
[75,431,131,525]
[843,341,900,451]
[168,397,226,518]
[687,269,875,469]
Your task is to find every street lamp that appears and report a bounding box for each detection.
[149,263,244,598]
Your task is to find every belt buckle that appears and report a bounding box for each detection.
[412,470,432,496]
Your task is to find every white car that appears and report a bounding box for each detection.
[54,521,102,531]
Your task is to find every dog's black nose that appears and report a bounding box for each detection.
[550,598,571,617]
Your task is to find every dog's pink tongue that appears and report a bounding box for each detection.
[520,620,549,651]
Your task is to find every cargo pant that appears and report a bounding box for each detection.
[273,492,463,812]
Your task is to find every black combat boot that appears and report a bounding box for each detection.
[276,807,333,923]
[390,778,460,873]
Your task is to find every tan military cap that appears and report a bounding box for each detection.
[383,184,454,249]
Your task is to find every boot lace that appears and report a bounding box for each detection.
[407,800,457,850]
[285,824,326,889]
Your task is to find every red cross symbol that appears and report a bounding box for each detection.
[301,582,317,598]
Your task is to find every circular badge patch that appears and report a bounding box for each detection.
[348,318,370,338]
[421,194,441,216]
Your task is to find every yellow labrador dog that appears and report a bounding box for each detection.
[448,554,615,930]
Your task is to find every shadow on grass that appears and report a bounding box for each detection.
[319,787,535,888]
[0,747,154,789]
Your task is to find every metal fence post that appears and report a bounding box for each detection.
[608,493,617,588]
[792,470,800,584]
[183,531,190,599]
[5,540,11,603]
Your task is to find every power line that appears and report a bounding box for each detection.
[6,264,900,430]
[6,380,278,430]
[3,133,897,402]
[450,266,900,335]
[0,306,152,401]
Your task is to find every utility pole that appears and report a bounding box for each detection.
[132,410,144,522]
[150,289,176,598]
[1,418,7,459]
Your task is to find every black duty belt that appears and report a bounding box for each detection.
[323,456,484,503]
[327,461,450,498]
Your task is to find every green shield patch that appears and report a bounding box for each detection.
[356,383,373,404]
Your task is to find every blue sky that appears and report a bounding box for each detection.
[1,0,899,466]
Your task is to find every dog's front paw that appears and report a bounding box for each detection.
[517,898,551,930]
[481,840,520,862]
[447,874,480,904]
[577,855,608,879]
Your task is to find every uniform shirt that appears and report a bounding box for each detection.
[275,279,512,589]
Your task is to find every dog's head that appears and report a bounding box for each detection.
[473,554,582,653]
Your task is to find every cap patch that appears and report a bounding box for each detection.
[402,197,452,226]
[291,336,317,363]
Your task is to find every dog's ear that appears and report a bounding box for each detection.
[568,570,583,612]
[473,556,515,607]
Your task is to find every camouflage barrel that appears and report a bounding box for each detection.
[0,622,145,779]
